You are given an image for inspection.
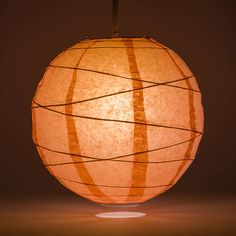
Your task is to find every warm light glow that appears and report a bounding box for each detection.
[32,37,204,204]
[95,211,146,218]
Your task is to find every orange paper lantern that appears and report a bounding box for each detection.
[32,37,204,204]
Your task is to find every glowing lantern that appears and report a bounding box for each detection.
[32,37,204,204]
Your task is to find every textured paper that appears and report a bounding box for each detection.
[32,37,204,204]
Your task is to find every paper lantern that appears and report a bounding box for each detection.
[32,37,204,204]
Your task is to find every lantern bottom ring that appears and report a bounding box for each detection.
[100,204,139,208]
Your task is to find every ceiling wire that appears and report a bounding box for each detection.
[112,0,120,36]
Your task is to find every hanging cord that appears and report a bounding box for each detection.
[112,0,121,37]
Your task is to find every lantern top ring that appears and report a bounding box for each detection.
[82,34,152,41]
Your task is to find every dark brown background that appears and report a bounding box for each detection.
[0,0,235,235]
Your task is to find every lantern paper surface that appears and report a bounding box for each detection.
[32,37,204,204]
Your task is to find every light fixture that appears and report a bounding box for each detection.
[32,0,204,206]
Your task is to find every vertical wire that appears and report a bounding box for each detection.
[112,0,119,35]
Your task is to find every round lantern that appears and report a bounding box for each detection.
[32,37,204,204]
